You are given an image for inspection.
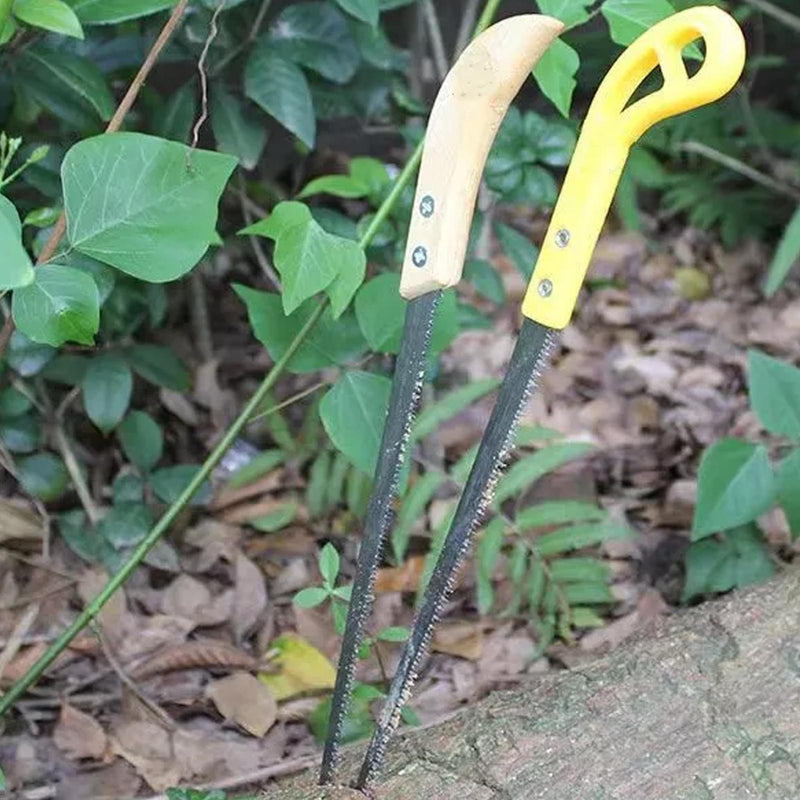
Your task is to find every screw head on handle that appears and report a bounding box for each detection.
[555,228,570,248]
[412,246,428,268]
[419,195,435,218]
[537,278,553,298]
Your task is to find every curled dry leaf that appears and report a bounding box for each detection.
[232,551,267,643]
[53,703,107,760]
[129,639,258,680]
[206,671,277,737]
[110,720,181,790]
[259,633,335,701]
[432,621,485,661]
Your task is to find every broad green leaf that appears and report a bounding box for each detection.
[117,410,163,471]
[41,353,88,385]
[97,502,153,548]
[150,464,211,505]
[349,156,389,201]
[320,370,391,474]
[233,286,367,373]
[335,0,378,25]
[601,0,678,46]
[535,520,634,556]
[493,221,538,279]
[532,39,579,118]
[413,378,500,441]
[464,259,504,304]
[82,353,132,432]
[392,471,444,563]
[68,0,174,24]
[683,525,774,601]
[17,452,69,500]
[516,500,607,530]
[536,0,592,27]
[294,586,329,608]
[12,264,99,346]
[210,87,267,171]
[59,252,115,304]
[0,387,32,418]
[748,349,800,438]
[13,0,83,38]
[776,449,800,540]
[227,449,286,489]
[325,244,366,318]
[692,438,776,539]
[494,443,594,507]
[268,2,360,84]
[318,542,340,586]
[62,133,236,281]
[0,209,34,290]
[0,413,42,452]
[549,557,610,583]
[123,344,190,391]
[298,175,367,200]
[765,204,800,296]
[153,82,196,143]
[6,331,54,376]
[17,47,112,120]
[245,47,315,148]
[241,201,311,241]
[0,195,21,235]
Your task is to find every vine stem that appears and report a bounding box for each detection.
[0,0,191,358]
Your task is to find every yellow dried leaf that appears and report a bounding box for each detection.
[258,633,335,700]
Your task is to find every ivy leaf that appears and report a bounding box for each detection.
[268,1,360,84]
[334,0,378,26]
[62,133,236,282]
[692,438,776,540]
[13,0,84,38]
[601,0,678,47]
[241,201,312,240]
[298,175,367,200]
[0,201,34,290]
[320,370,391,474]
[748,349,800,438]
[17,452,69,501]
[536,0,592,27]
[234,286,366,373]
[117,410,163,472]
[153,82,196,142]
[532,39,579,118]
[82,353,132,432]
[12,264,99,346]
[210,87,268,171]
[67,0,174,24]
[245,46,315,148]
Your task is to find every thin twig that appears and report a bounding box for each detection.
[190,0,225,151]
[247,377,332,423]
[423,0,448,82]
[677,140,800,201]
[0,0,191,359]
[0,603,39,683]
[453,0,481,60]
[209,0,272,77]
[189,270,214,361]
[238,174,282,289]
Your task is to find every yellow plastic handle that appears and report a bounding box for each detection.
[521,6,746,329]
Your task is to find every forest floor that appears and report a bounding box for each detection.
[1,215,799,799]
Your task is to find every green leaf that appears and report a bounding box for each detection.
[294,586,330,608]
[532,39,579,118]
[13,0,83,38]
[535,520,634,557]
[325,245,366,319]
[0,195,21,235]
[350,157,389,201]
[306,451,331,517]
[571,607,605,628]
[562,581,613,605]
[376,626,409,642]
[692,438,776,539]
[117,410,163,471]
[413,379,500,441]
[17,47,113,120]
[210,87,268,171]
[62,133,236,282]
[251,500,298,532]
[0,208,34,291]
[494,443,594,507]
[318,542,340,586]
[307,682,383,746]
[268,2,359,84]
[464,259,504,304]
[549,557,610,583]
[6,331,54,376]
[748,349,800,438]
[776,449,800,540]
[392,471,444,563]
[13,264,98,347]
[233,286,367,373]
[58,252,115,304]
[516,500,607,530]
[0,387,32,418]
[153,82,196,143]
[0,413,42,453]
[17,452,69,500]
[320,370,391,474]
[493,222,538,279]
[227,449,286,489]
[82,353,132,432]
[476,518,504,614]
[683,525,774,601]
[97,502,153,548]
[67,0,174,24]
[241,201,312,240]
[299,175,367,200]
[536,0,592,27]
[765,204,800,296]
[123,344,190,391]
[601,0,678,47]
[112,472,144,504]
[150,464,211,505]
[245,47,315,148]
[335,0,378,25]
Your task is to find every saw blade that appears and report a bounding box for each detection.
[357,319,559,789]
[320,290,441,784]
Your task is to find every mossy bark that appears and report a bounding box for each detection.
[267,570,800,799]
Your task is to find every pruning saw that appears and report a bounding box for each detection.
[355,6,746,789]
[320,13,564,783]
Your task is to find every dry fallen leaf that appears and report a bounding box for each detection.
[53,703,107,760]
[259,633,335,700]
[161,574,233,627]
[232,552,267,642]
[110,720,181,790]
[130,639,258,680]
[0,500,41,542]
[432,621,484,661]
[375,555,426,593]
[206,671,277,737]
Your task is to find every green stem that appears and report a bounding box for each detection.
[474,0,503,35]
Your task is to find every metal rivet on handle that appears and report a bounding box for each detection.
[555,228,570,248]
[537,278,553,298]
[412,246,428,268]
[419,195,435,218]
